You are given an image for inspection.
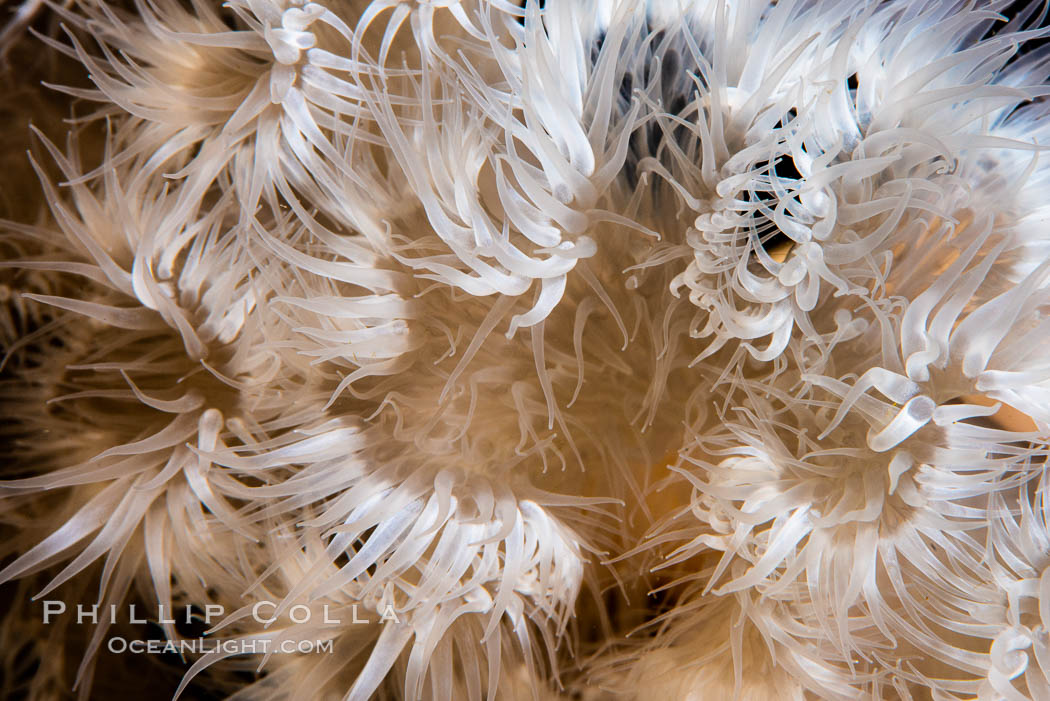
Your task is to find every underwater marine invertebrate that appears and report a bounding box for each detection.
[3,0,1050,699]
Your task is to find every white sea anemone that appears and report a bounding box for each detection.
[2,0,1050,699]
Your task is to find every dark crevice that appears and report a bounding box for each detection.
[742,114,802,265]
[618,27,703,189]
[515,0,545,26]
[591,30,605,64]
[989,1,1050,77]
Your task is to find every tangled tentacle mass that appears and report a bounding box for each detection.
[3,0,1050,699]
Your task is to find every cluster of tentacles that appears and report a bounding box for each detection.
[3,0,1050,699]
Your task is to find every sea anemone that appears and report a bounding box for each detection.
[2,0,1050,699]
